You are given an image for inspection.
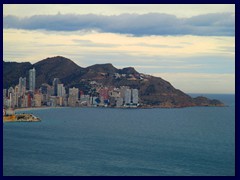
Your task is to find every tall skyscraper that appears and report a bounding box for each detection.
[53,78,60,96]
[124,89,131,105]
[29,68,36,92]
[57,84,66,97]
[19,77,26,95]
[131,89,139,104]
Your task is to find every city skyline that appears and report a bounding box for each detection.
[3,4,235,94]
[3,66,140,109]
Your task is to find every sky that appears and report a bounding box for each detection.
[3,4,235,94]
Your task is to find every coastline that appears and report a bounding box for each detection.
[15,106,64,112]
[13,104,226,112]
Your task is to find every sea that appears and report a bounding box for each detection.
[3,94,235,176]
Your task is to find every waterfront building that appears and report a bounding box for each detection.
[49,96,58,107]
[3,89,7,99]
[53,78,60,96]
[68,87,79,107]
[7,87,16,108]
[41,94,49,105]
[68,96,78,107]
[14,85,19,107]
[8,87,14,98]
[98,87,110,106]
[57,97,63,106]
[99,87,109,100]
[29,68,36,92]
[21,94,27,108]
[3,97,9,108]
[132,89,139,104]
[109,88,121,98]
[124,89,131,105]
[120,86,129,98]
[69,87,79,100]
[62,97,68,106]
[19,77,26,95]
[3,89,7,108]
[27,92,32,107]
[109,97,116,107]
[23,94,28,108]
[34,93,42,107]
[3,89,7,105]
[80,95,90,106]
[57,84,66,97]
[116,97,124,107]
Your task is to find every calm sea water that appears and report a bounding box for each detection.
[3,94,235,176]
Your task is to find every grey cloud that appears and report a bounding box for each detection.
[3,13,235,36]
[72,39,120,47]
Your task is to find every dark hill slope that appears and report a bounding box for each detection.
[3,61,32,89]
[3,56,224,107]
[34,56,86,87]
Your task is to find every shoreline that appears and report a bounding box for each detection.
[13,104,227,112]
[15,106,64,112]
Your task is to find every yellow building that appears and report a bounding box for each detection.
[34,93,42,107]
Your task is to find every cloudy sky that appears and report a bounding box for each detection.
[3,4,235,94]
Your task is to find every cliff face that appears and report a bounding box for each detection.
[3,56,224,107]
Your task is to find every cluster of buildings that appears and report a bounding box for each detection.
[3,68,139,109]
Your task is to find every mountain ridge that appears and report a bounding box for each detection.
[3,56,224,108]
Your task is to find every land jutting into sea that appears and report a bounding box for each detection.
[3,56,225,114]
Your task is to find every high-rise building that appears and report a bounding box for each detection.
[68,87,79,107]
[9,92,15,108]
[8,87,14,97]
[27,92,33,107]
[19,77,26,95]
[34,93,42,107]
[53,78,60,96]
[123,88,138,106]
[124,89,131,105]
[57,84,66,97]
[3,89,7,99]
[14,85,20,107]
[120,86,129,99]
[131,89,139,104]
[29,68,36,92]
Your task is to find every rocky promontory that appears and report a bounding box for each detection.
[3,56,225,108]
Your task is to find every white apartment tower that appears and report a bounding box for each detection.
[57,84,66,97]
[124,89,131,105]
[29,68,36,92]
[19,77,26,95]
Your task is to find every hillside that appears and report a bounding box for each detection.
[34,56,86,87]
[3,56,224,107]
[3,61,32,88]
